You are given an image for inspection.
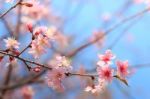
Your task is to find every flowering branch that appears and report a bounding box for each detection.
[0,49,130,94]
[0,50,52,70]
[67,7,150,57]
[1,0,147,97]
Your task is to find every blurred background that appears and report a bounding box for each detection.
[0,0,150,99]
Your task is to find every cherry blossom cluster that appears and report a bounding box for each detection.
[1,30,72,92]
[45,55,72,92]
[21,0,50,24]
[85,50,129,93]
[27,25,57,58]
[1,37,20,62]
[26,24,69,58]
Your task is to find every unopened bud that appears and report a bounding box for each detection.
[32,66,41,73]
[20,2,33,7]
[27,23,33,33]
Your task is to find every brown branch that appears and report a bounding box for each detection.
[18,42,32,56]
[107,15,143,50]
[15,0,23,38]
[0,50,52,70]
[0,0,22,19]
[23,60,32,71]
[0,64,13,99]
[1,18,14,36]
[67,7,150,57]
[65,72,97,80]
[0,70,46,91]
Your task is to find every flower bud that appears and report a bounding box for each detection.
[27,23,33,33]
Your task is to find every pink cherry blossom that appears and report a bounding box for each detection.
[101,12,112,21]
[48,54,72,70]
[21,86,34,99]
[33,26,47,36]
[32,66,42,73]
[28,40,45,58]
[22,0,49,21]
[28,25,58,58]
[97,65,114,82]
[90,30,105,48]
[84,85,98,94]
[45,68,66,92]
[54,32,69,48]
[97,50,115,66]
[116,60,129,77]
[36,35,50,47]
[4,37,20,49]
[85,79,106,94]
[45,55,72,91]
[45,26,57,39]
[55,55,72,69]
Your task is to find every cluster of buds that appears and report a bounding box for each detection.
[26,24,57,58]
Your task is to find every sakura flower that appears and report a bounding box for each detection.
[84,85,98,94]
[55,55,72,69]
[22,0,49,21]
[33,26,47,36]
[28,40,45,58]
[45,68,66,92]
[32,66,42,73]
[4,37,20,49]
[48,54,72,70]
[46,55,72,91]
[90,30,105,48]
[21,86,34,99]
[97,50,115,66]
[45,26,57,39]
[54,32,69,48]
[101,12,112,22]
[116,60,129,77]
[85,79,106,94]
[36,35,50,47]
[97,65,114,82]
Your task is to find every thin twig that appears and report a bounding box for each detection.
[0,50,52,70]
[67,7,150,57]
[0,64,13,99]
[0,0,22,19]
[0,70,46,91]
